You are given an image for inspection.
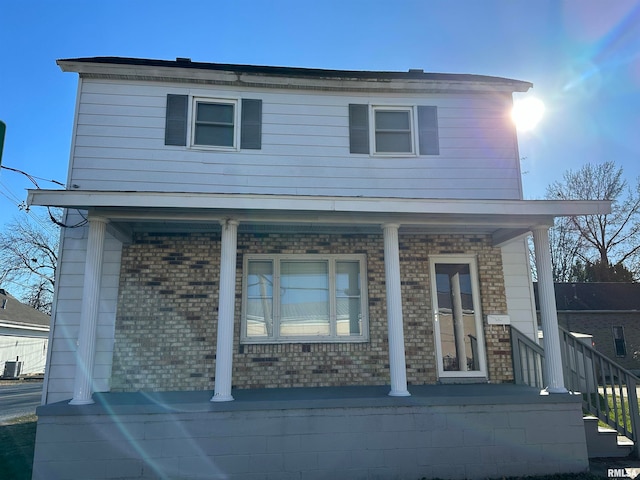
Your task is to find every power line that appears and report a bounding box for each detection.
[0,164,87,229]
[0,165,65,187]
[0,187,21,206]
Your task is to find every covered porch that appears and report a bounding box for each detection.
[28,190,611,478]
[27,189,611,404]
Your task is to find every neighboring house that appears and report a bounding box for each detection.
[0,288,49,377]
[27,57,610,479]
[536,282,640,375]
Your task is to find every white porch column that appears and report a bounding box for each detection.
[382,223,411,397]
[532,226,568,394]
[69,215,108,405]
[211,219,239,402]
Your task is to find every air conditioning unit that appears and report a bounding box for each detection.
[3,361,22,378]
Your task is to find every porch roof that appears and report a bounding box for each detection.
[27,189,610,246]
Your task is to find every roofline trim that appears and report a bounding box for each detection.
[27,190,611,217]
[56,57,533,93]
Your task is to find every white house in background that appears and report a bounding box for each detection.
[27,57,610,480]
[0,288,49,377]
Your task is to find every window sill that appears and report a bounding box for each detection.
[241,337,369,345]
[437,376,490,384]
[190,144,239,152]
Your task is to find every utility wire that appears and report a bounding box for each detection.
[0,165,64,187]
[0,164,87,229]
[0,180,22,204]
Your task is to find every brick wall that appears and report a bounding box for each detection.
[111,231,512,392]
[556,312,640,373]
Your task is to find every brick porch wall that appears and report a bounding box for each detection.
[111,232,512,392]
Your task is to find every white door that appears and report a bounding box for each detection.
[430,255,487,379]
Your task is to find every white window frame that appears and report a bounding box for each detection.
[241,254,369,344]
[371,105,417,156]
[190,97,240,150]
[429,254,487,379]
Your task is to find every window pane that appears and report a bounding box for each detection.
[375,111,410,130]
[280,261,330,336]
[195,125,234,146]
[336,261,361,336]
[197,103,234,124]
[435,263,480,372]
[613,326,626,356]
[246,261,273,337]
[376,132,412,152]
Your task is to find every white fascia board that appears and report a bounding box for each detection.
[0,322,50,332]
[27,190,612,218]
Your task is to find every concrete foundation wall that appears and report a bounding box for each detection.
[32,387,588,480]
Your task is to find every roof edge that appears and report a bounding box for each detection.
[56,56,533,92]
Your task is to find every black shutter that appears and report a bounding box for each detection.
[165,94,188,146]
[349,104,369,154]
[241,99,262,149]
[418,106,439,155]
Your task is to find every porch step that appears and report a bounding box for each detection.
[584,416,634,458]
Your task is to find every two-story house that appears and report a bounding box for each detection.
[28,57,610,479]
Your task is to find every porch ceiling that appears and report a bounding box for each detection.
[27,189,611,246]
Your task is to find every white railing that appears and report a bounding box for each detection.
[511,325,640,457]
[510,326,545,390]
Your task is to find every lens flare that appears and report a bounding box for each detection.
[512,97,545,132]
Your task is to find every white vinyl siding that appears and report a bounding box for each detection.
[501,239,538,341]
[43,213,122,404]
[69,80,522,200]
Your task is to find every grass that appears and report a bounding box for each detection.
[0,414,37,480]
[584,391,635,433]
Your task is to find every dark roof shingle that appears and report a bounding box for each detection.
[0,289,50,327]
[534,283,640,311]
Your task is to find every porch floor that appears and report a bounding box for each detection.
[38,383,581,417]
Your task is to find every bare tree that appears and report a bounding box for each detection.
[0,209,60,313]
[547,216,588,282]
[546,161,640,281]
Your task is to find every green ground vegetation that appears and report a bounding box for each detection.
[0,414,37,480]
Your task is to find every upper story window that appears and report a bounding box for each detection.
[373,107,415,154]
[242,254,368,344]
[349,104,439,156]
[193,99,238,149]
[165,94,262,150]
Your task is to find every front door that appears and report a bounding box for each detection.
[429,255,487,380]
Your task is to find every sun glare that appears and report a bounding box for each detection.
[512,97,545,131]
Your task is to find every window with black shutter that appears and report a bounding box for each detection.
[164,95,262,151]
[348,104,439,156]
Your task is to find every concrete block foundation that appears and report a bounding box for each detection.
[32,384,589,480]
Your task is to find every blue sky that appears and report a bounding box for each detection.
[1,0,640,232]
